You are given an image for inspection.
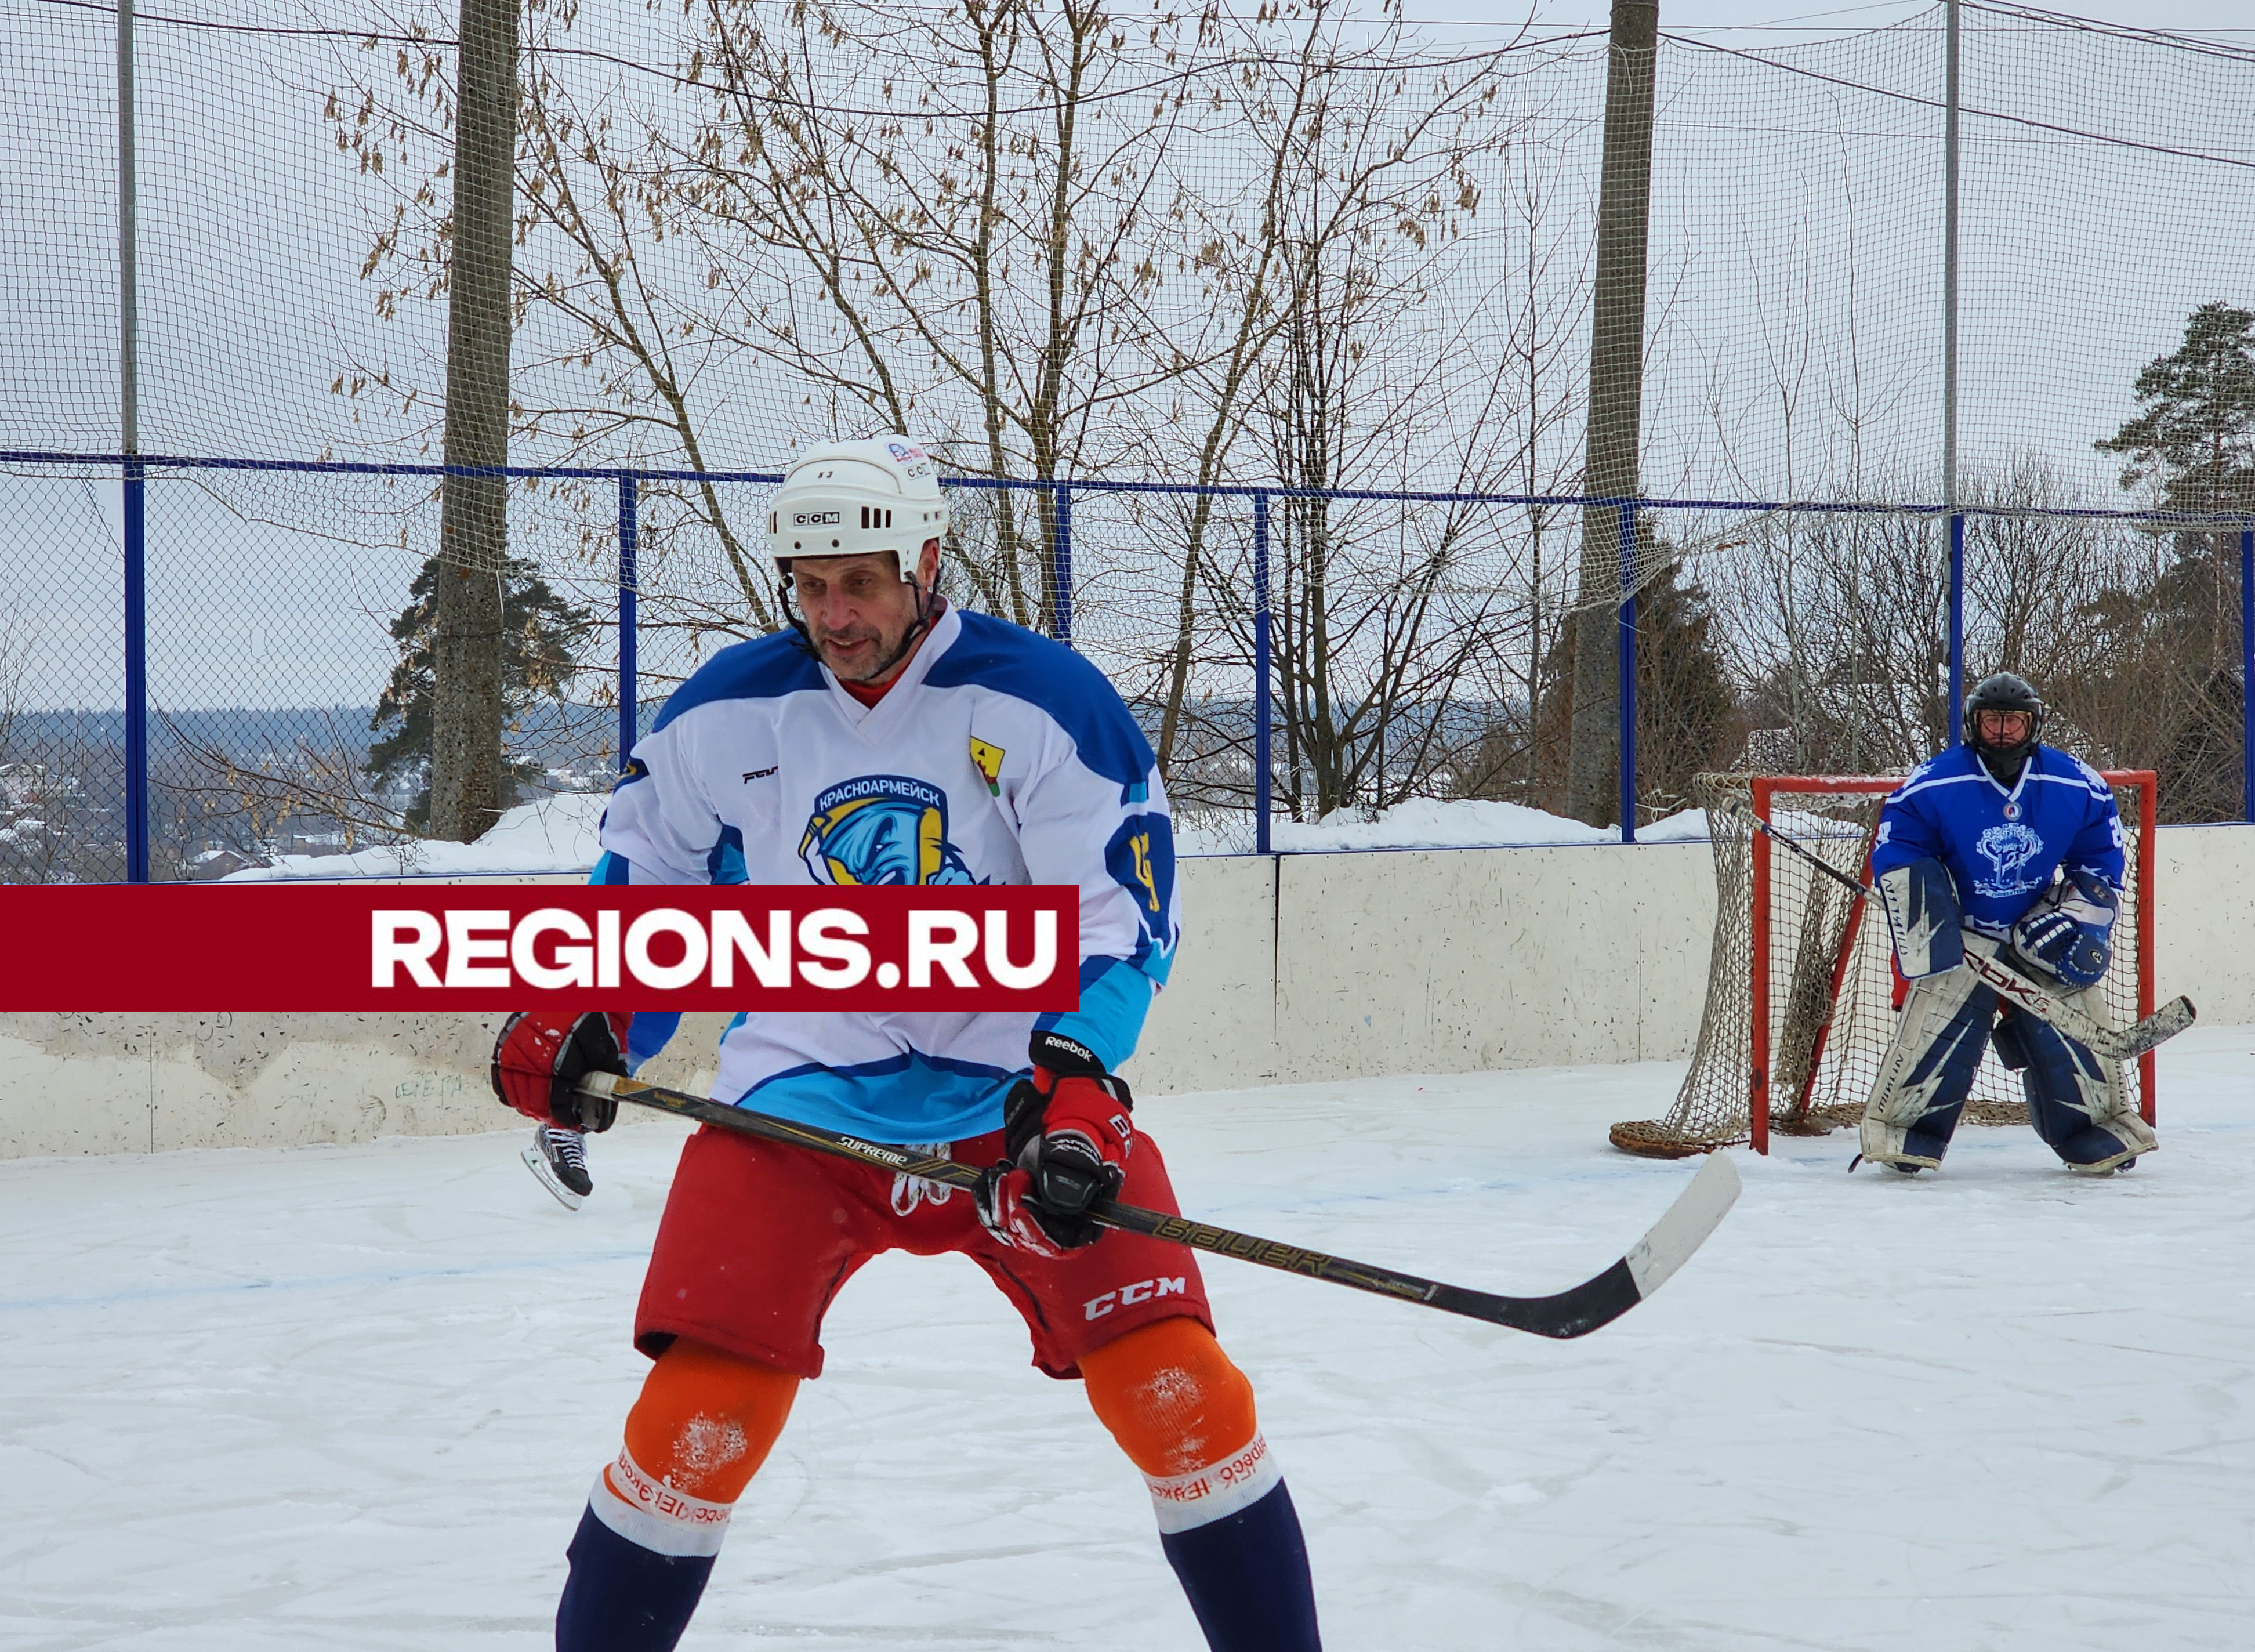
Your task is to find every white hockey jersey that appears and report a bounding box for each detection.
[594,603,1180,1144]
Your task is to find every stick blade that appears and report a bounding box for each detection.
[2117,995,2196,1060]
[1456,1151,1743,1340]
[1624,1150,1741,1301]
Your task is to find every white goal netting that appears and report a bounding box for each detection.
[1611,771,2154,1156]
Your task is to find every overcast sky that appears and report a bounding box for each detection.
[1402,0,2251,44]
[233,0,2255,46]
[8,0,2247,712]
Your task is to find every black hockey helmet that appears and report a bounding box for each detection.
[1962,671,2044,761]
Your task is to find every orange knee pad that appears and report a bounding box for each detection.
[621,1337,800,1505]
[1079,1317,1258,1479]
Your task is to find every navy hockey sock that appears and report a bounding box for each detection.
[556,1502,716,1652]
[1144,1432,1319,1652]
[1161,1480,1320,1651]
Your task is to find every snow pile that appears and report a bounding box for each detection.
[1177,796,1710,855]
[223,791,608,881]
[226,791,1713,878]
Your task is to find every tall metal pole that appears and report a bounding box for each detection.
[618,473,638,771]
[1943,0,1959,507]
[119,0,137,460]
[1947,513,1965,743]
[1052,484,1072,644]
[1944,0,1966,743]
[120,0,148,882]
[2241,524,2253,824]
[1253,492,1272,857]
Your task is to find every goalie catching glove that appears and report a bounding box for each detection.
[491,1011,630,1132]
[974,1031,1134,1259]
[2010,868,2116,990]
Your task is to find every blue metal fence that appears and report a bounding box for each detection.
[8,448,2253,880]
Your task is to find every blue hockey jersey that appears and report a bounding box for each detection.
[1869,743,2123,933]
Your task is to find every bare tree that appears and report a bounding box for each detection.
[645,0,1217,627]
[329,6,1705,849]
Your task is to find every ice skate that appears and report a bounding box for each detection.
[524,1124,592,1209]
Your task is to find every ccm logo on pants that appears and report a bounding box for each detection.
[1084,1277,1190,1321]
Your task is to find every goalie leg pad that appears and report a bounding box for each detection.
[2009,1005,2158,1173]
[1859,968,1993,1168]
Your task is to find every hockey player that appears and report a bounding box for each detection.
[490,438,1322,1651]
[1861,671,2159,1175]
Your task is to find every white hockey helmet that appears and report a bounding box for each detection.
[766,437,949,577]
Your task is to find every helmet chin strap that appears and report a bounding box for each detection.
[777,560,942,684]
[852,577,938,683]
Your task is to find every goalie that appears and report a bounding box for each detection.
[1859,672,2159,1175]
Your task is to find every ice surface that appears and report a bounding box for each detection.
[6,1031,2253,1650]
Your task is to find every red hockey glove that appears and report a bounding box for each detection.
[491,1011,631,1132]
[975,1032,1134,1259]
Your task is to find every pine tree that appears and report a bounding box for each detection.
[2093,302,2255,673]
[1632,555,1739,816]
[1496,528,1736,824]
[366,554,596,832]
[2096,302,2255,516]
[2086,302,2255,820]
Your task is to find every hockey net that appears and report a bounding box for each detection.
[1610,771,2158,1157]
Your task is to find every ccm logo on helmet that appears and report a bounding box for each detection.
[1083,1276,1190,1321]
[792,509,841,527]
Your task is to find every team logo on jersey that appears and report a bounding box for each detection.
[1973,820,2046,899]
[799,774,979,886]
[969,736,1006,796]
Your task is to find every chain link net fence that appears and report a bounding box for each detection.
[2,1,2251,877]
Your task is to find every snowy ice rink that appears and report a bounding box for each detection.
[6,1030,2253,1651]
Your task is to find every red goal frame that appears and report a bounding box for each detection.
[1746,770,2158,1154]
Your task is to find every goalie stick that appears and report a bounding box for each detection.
[1732,803,2195,1062]
[577,1072,1740,1341]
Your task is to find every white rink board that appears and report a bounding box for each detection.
[12,818,2255,1160]
[6,1030,2254,1650]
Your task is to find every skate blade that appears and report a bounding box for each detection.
[523,1144,585,1211]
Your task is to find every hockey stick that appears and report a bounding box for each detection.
[1731,803,2194,1062]
[578,1072,1741,1341]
